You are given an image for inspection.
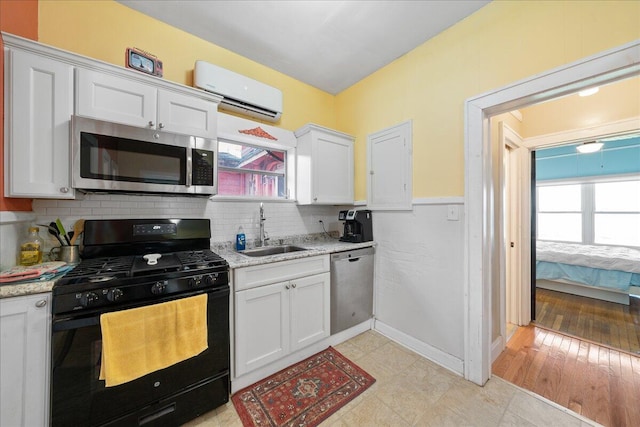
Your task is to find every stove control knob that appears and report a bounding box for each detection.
[189,276,203,288]
[81,292,99,307]
[151,281,167,295]
[204,274,217,286]
[106,288,123,302]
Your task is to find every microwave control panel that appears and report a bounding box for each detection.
[192,149,214,186]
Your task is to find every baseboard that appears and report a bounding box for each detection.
[373,320,464,376]
[491,336,505,363]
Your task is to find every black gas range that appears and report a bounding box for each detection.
[51,218,230,427]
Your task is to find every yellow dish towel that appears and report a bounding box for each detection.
[99,293,208,387]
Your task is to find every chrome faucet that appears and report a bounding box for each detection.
[258,203,269,247]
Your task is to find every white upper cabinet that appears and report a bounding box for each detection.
[76,69,217,138]
[4,48,75,198]
[295,124,354,205]
[3,33,222,199]
[75,69,157,128]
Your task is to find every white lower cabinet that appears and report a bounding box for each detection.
[0,293,51,427]
[234,256,330,376]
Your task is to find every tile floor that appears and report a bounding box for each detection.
[184,331,597,426]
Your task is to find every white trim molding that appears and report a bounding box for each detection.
[523,116,640,149]
[464,39,640,386]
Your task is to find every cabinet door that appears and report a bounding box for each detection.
[313,134,354,204]
[157,90,217,138]
[76,68,157,128]
[290,272,330,352]
[367,120,412,210]
[0,293,51,427]
[235,282,290,376]
[5,49,74,198]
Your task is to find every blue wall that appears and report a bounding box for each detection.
[536,136,640,181]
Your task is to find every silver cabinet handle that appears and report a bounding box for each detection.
[158,123,165,129]
[291,283,297,288]
[285,284,290,290]
[148,121,155,127]
[313,197,318,201]
[59,187,69,193]
[35,299,47,308]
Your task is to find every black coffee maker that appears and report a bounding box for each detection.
[339,209,373,242]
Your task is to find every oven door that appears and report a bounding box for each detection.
[51,287,229,427]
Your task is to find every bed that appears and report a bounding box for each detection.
[536,241,640,305]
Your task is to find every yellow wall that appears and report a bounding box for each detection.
[519,76,640,138]
[37,0,335,132]
[336,0,640,199]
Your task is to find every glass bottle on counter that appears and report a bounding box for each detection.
[19,226,44,266]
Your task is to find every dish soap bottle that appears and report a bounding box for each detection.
[236,226,246,251]
[19,226,44,266]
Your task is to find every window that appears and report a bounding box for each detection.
[217,140,287,198]
[537,184,582,242]
[594,180,640,247]
[537,178,640,247]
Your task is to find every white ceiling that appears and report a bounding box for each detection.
[117,0,490,94]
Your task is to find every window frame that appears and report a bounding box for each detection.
[213,136,296,201]
[536,174,640,248]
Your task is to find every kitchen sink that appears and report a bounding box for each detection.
[240,245,308,257]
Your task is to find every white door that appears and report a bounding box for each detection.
[504,141,520,327]
[367,120,412,210]
[289,272,330,351]
[499,122,527,343]
[235,282,290,376]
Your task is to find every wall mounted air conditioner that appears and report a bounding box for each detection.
[194,60,283,122]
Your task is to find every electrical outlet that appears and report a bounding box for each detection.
[447,205,460,221]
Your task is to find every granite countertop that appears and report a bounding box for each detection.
[1,236,375,299]
[213,236,375,269]
[0,278,57,299]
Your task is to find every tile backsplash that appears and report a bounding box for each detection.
[1,194,348,269]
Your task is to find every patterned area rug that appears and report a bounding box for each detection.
[232,346,375,426]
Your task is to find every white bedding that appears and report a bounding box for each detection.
[536,241,640,274]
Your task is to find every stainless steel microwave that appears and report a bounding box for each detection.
[71,115,217,196]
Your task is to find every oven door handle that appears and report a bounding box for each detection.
[53,315,100,332]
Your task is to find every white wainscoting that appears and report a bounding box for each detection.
[371,200,465,373]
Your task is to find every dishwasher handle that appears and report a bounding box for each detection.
[331,247,375,262]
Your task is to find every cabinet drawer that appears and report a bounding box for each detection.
[234,255,329,291]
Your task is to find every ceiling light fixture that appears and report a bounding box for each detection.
[576,141,603,154]
[578,87,599,97]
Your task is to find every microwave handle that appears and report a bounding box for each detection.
[186,149,193,188]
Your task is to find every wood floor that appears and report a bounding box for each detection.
[493,325,640,427]
[535,288,640,355]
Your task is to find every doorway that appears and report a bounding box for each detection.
[463,39,640,385]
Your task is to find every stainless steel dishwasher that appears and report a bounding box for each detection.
[330,247,375,334]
